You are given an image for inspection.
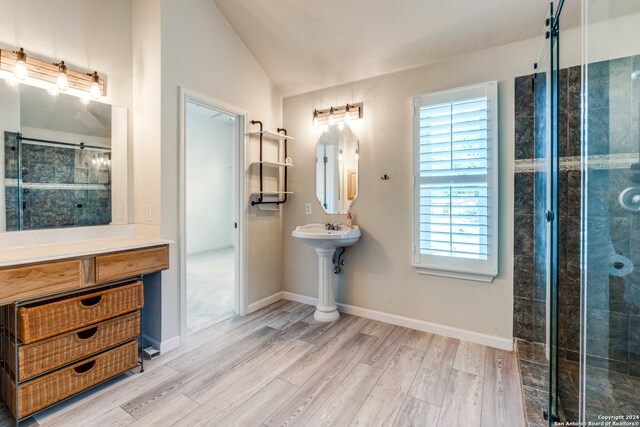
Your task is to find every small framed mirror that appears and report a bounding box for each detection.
[315,124,359,214]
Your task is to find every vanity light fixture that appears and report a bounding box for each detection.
[0,47,105,100]
[88,71,101,99]
[313,103,362,127]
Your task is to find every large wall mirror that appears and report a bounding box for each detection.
[316,124,359,214]
[0,83,127,232]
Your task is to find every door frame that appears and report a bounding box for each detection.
[178,87,248,342]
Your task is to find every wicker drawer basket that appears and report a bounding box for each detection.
[3,340,138,419]
[9,311,140,381]
[13,281,143,344]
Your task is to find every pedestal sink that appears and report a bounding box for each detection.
[292,223,361,322]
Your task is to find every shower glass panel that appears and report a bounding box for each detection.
[581,0,640,422]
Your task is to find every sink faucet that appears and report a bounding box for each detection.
[325,223,339,231]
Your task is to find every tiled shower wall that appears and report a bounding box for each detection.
[4,132,111,231]
[513,55,640,378]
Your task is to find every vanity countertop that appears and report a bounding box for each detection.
[0,237,173,268]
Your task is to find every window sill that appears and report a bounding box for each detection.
[413,265,496,283]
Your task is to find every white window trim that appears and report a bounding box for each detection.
[412,81,499,283]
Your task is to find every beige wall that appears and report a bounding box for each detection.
[282,32,583,346]
[0,0,133,109]
[158,0,283,342]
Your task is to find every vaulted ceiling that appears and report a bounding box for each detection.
[213,0,582,97]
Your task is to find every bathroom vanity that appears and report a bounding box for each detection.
[0,240,169,420]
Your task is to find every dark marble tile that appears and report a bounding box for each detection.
[586,309,629,362]
[515,214,534,256]
[566,216,580,256]
[608,105,634,154]
[608,59,634,109]
[587,107,610,155]
[515,115,534,160]
[522,385,548,427]
[634,55,640,100]
[515,74,535,119]
[565,304,581,352]
[565,170,581,217]
[517,339,547,365]
[562,255,581,306]
[627,372,640,389]
[611,216,631,257]
[630,315,640,359]
[533,299,546,343]
[566,110,581,158]
[587,75,610,110]
[558,170,569,218]
[514,255,534,299]
[520,359,549,391]
[568,66,582,112]
[585,353,629,375]
[514,296,534,341]
[514,172,534,214]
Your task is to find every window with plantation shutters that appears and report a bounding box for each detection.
[412,82,498,282]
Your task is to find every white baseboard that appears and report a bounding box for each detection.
[142,334,181,353]
[248,291,284,314]
[281,291,514,351]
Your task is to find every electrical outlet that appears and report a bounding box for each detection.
[305,203,312,215]
[145,204,152,221]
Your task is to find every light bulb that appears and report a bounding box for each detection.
[56,61,69,91]
[90,81,100,99]
[88,71,101,99]
[14,48,28,81]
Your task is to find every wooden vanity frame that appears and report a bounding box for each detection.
[0,245,169,306]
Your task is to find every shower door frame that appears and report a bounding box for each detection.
[544,0,565,424]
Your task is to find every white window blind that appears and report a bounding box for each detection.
[413,82,498,282]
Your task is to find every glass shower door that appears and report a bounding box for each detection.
[580,0,640,422]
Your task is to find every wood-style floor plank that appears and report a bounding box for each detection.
[278,316,370,386]
[408,335,459,406]
[350,345,425,427]
[218,379,298,427]
[393,396,440,427]
[268,304,315,330]
[306,363,384,427]
[436,369,483,427]
[360,325,412,369]
[79,407,134,427]
[167,309,290,372]
[481,347,527,427]
[265,332,377,427]
[453,340,486,377]
[122,326,284,419]
[213,300,289,332]
[130,394,198,426]
[173,339,313,427]
[403,329,435,352]
[182,321,313,404]
[361,320,391,337]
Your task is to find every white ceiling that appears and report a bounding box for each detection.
[212,0,581,97]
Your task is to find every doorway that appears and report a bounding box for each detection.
[181,93,245,336]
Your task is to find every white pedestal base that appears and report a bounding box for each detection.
[313,247,340,322]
